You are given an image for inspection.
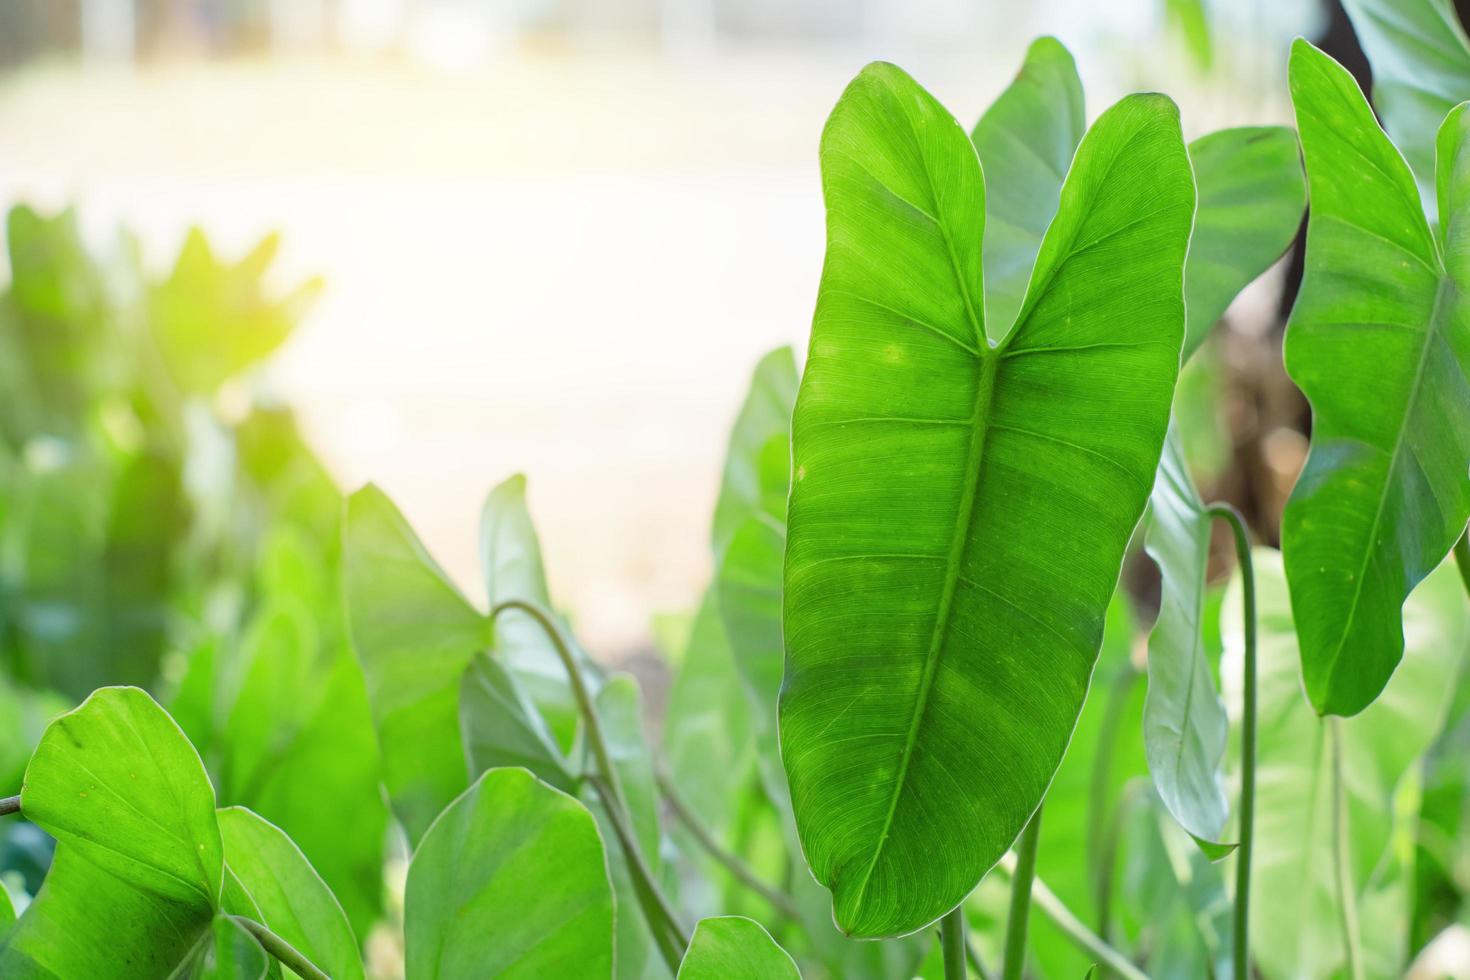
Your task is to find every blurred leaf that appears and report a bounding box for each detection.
[195,915,273,980]
[405,767,615,979]
[1143,429,1232,855]
[710,348,797,556]
[1343,0,1470,217]
[970,36,1086,336]
[1183,126,1305,359]
[1281,41,1470,716]
[1165,0,1213,72]
[782,62,1190,936]
[460,650,576,793]
[217,807,364,980]
[1222,549,1469,979]
[677,916,800,979]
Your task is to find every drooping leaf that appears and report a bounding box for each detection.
[20,686,222,908]
[711,347,798,555]
[195,915,274,980]
[676,916,801,979]
[460,651,576,793]
[217,807,364,980]
[343,484,490,843]
[1342,0,1470,217]
[1182,126,1305,359]
[404,767,615,979]
[1142,429,1232,855]
[1222,549,1469,979]
[970,35,1086,336]
[781,62,1192,936]
[1281,41,1470,716]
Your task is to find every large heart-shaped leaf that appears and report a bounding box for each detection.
[1142,429,1231,855]
[1342,0,1470,217]
[676,916,800,979]
[1182,126,1305,359]
[1281,41,1470,716]
[218,807,364,980]
[405,767,615,979]
[1222,549,1469,979]
[969,35,1085,337]
[781,62,1192,936]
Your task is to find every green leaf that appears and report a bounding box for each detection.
[1183,126,1305,359]
[1342,0,1470,217]
[343,484,490,843]
[460,650,577,793]
[1142,429,1232,855]
[970,36,1085,336]
[20,686,222,909]
[480,474,580,750]
[405,767,615,979]
[676,916,801,979]
[217,807,364,980]
[1281,40,1470,716]
[782,62,1192,936]
[195,915,273,980]
[711,347,798,555]
[1223,549,1469,979]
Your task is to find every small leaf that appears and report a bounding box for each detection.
[20,686,222,909]
[218,807,364,980]
[196,915,273,980]
[676,916,801,979]
[405,767,615,979]
[460,651,577,793]
[711,348,798,556]
[1143,429,1232,855]
[1183,126,1305,359]
[1281,41,1470,715]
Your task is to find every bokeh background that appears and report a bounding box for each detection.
[0,0,1335,665]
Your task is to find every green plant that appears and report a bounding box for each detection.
[0,21,1467,980]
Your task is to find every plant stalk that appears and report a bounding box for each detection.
[232,915,329,980]
[654,767,800,919]
[997,854,1149,980]
[1454,526,1470,598]
[1330,720,1364,980]
[965,937,996,980]
[940,905,969,979]
[0,796,19,816]
[1002,804,1044,980]
[1207,502,1257,980]
[489,599,689,970]
[1088,664,1140,940]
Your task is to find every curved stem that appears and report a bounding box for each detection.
[489,599,689,969]
[0,796,19,817]
[1207,502,1256,980]
[232,916,329,980]
[941,905,969,979]
[654,767,799,919]
[1330,720,1364,980]
[997,855,1149,980]
[1454,527,1470,598]
[1002,804,1043,980]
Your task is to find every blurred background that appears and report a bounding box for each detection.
[0,0,1329,665]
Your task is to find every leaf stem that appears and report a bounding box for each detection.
[1454,526,1470,598]
[1088,664,1140,938]
[654,767,800,919]
[1002,803,1043,980]
[1330,719,1364,980]
[0,796,19,816]
[489,598,690,970]
[941,905,969,979]
[231,915,329,980]
[1207,502,1256,980]
[997,854,1149,980]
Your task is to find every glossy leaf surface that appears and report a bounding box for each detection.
[1282,41,1470,715]
[782,63,1192,936]
[1183,126,1305,359]
[218,807,364,980]
[676,916,801,980]
[1223,549,1469,979]
[1143,429,1231,854]
[405,767,615,979]
[970,35,1085,336]
[1343,0,1470,215]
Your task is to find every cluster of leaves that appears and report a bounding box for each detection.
[0,5,1468,980]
